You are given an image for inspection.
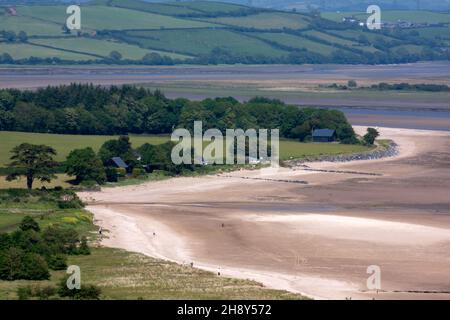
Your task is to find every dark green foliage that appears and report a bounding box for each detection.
[20,216,41,232]
[0,85,357,144]
[99,136,135,166]
[105,167,118,182]
[65,147,106,185]
[363,127,380,145]
[18,285,57,300]
[58,277,101,300]
[47,254,68,270]
[6,143,58,189]
[0,211,91,281]
[0,247,50,281]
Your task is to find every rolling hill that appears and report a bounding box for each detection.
[0,0,449,65]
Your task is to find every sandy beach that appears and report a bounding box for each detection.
[79,126,450,300]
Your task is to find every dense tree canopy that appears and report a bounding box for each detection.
[65,148,106,184]
[0,84,357,144]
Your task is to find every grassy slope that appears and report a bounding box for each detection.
[203,12,311,29]
[0,15,64,36]
[0,194,305,300]
[30,38,190,60]
[248,32,337,55]
[17,5,216,30]
[122,29,289,57]
[0,43,95,60]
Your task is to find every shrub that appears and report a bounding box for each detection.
[19,216,40,232]
[105,167,118,182]
[17,286,33,300]
[116,167,127,178]
[58,276,101,300]
[47,254,67,270]
[77,237,90,255]
[132,168,145,178]
[57,198,83,209]
[21,253,50,280]
[17,285,57,300]
[0,248,49,280]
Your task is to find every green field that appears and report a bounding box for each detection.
[249,32,338,55]
[121,29,289,57]
[172,0,253,14]
[301,30,380,52]
[30,38,190,60]
[0,43,95,60]
[0,15,64,36]
[0,131,370,168]
[204,12,311,30]
[17,5,216,30]
[327,29,398,43]
[0,131,169,165]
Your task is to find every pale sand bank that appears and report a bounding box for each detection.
[80,127,450,300]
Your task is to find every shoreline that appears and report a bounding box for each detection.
[79,126,450,300]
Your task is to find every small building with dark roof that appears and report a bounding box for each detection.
[108,157,128,169]
[312,129,336,143]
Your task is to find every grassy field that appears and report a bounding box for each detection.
[121,29,289,57]
[30,38,190,60]
[203,12,311,30]
[17,5,216,30]
[0,131,169,164]
[301,30,379,52]
[0,174,72,190]
[249,32,337,55]
[0,15,64,36]
[0,43,95,60]
[0,131,371,167]
[0,190,306,300]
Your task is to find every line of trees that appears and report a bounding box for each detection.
[0,84,357,143]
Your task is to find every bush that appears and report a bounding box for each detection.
[17,285,57,300]
[19,216,40,232]
[132,168,145,178]
[77,237,90,255]
[21,253,50,280]
[0,248,50,280]
[17,286,33,300]
[105,167,118,182]
[46,254,67,270]
[58,276,101,300]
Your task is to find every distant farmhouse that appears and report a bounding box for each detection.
[312,129,336,143]
[6,7,17,16]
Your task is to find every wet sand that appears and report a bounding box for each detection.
[79,127,450,300]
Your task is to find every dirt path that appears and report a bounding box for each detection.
[79,127,450,300]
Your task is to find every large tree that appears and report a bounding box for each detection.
[363,128,380,145]
[6,144,57,190]
[65,148,106,184]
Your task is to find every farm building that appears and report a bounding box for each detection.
[108,157,128,169]
[312,129,336,143]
